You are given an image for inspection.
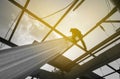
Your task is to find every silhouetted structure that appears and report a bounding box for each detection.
[70,28,87,50]
[0,38,71,79]
[111,0,120,12]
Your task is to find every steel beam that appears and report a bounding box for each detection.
[78,36,120,63]
[110,0,120,11]
[9,0,30,41]
[64,30,120,70]
[9,0,86,52]
[9,1,119,65]
[0,37,17,47]
[41,0,80,42]
[75,30,120,63]
[104,20,120,23]
[73,0,85,11]
[0,38,71,79]
[65,43,120,79]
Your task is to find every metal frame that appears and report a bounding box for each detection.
[8,0,30,41]
[0,37,17,47]
[104,20,120,23]
[65,43,120,79]
[0,0,120,79]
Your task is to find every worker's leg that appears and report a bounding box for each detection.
[71,35,77,43]
[72,37,77,43]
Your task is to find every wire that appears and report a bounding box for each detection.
[28,1,74,19]
[6,13,20,39]
[0,12,20,48]
[42,1,74,19]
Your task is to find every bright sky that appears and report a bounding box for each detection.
[0,0,120,79]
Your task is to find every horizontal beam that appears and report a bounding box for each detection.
[78,36,120,63]
[75,31,120,63]
[65,43,120,79]
[65,30,120,69]
[104,20,120,23]
[0,37,17,47]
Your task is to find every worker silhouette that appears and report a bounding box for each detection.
[70,28,87,50]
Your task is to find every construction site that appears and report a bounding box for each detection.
[0,0,120,79]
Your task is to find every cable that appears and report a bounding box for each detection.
[42,1,73,19]
[6,13,20,39]
[28,1,74,19]
[0,12,20,48]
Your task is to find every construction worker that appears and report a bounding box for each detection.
[70,28,87,50]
